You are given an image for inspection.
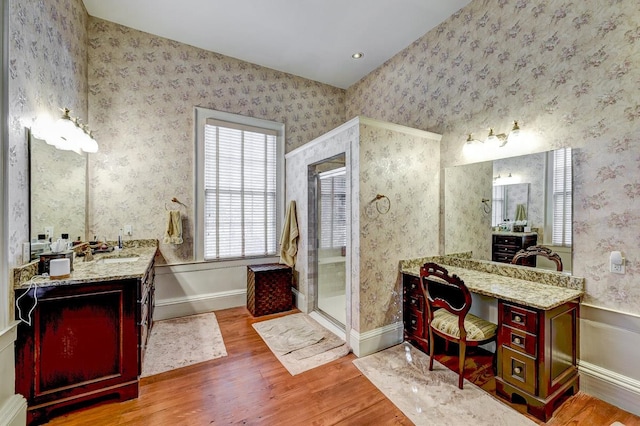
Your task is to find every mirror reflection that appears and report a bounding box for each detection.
[444,148,572,273]
[29,132,87,260]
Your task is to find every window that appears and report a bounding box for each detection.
[195,108,284,261]
[318,167,347,249]
[551,148,572,246]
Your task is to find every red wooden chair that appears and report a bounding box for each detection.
[420,262,497,389]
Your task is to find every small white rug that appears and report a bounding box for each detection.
[353,343,537,426]
[252,313,349,375]
[141,312,228,377]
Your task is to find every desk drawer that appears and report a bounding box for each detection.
[502,346,537,395]
[500,325,536,357]
[407,293,424,312]
[406,311,425,338]
[405,275,421,295]
[501,302,538,334]
[493,235,519,246]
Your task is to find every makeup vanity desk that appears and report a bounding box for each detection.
[400,256,585,422]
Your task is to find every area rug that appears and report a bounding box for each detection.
[252,312,349,375]
[141,312,228,377]
[353,343,537,426]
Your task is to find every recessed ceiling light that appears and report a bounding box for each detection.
[351,52,364,59]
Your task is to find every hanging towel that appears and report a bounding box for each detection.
[163,210,183,244]
[515,204,527,221]
[279,201,299,267]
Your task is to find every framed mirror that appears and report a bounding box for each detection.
[29,132,87,258]
[444,149,572,273]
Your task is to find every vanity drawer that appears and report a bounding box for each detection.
[502,346,537,396]
[406,311,425,337]
[493,235,519,247]
[501,302,538,334]
[407,293,424,312]
[500,325,536,357]
[404,275,421,295]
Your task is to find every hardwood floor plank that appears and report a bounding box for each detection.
[47,307,640,426]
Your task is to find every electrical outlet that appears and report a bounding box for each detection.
[610,261,625,274]
[124,225,133,236]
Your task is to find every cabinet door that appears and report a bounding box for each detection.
[15,281,138,406]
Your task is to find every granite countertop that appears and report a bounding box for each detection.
[14,245,157,290]
[492,231,537,236]
[402,264,583,310]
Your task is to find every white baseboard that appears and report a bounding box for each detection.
[349,321,404,358]
[154,290,246,320]
[579,360,640,416]
[0,394,27,426]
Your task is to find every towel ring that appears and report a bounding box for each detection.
[481,198,491,214]
[374,194,390,215]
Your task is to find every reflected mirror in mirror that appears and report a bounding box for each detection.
[444,148,572,273]
[29,131,87,261]
[492,183,529,228]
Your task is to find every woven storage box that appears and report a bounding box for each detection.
[247,264,292,316]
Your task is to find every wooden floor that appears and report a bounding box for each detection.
[48,307,640,426]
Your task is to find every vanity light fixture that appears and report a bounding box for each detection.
[37,108,99,154]
[466,121,521,147]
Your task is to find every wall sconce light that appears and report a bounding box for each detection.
[466,121,521,147]
[32,108,99,154]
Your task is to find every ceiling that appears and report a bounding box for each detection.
[82,0,471,89]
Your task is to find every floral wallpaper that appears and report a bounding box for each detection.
[286,118,441,334]
[347,0,640,314]
[7,0,88,267]
[358,123,441,331]
[86,18,346,264]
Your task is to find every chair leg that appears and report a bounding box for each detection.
[458,341,466,389]
[428,328,435,371]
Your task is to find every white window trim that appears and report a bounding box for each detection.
[194,107,285,262]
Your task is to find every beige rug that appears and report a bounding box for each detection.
[252,313,349,375]
[141,312,228,377]
[353,343,537,426]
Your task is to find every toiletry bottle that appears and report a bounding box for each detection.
[118,229,123,249]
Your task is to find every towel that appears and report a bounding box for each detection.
[163,210,183,244]
[279,201,299,267]
[515,204,527,221]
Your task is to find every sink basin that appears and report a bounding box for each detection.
[97,257,140,264]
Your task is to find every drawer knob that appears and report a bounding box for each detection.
[411,283,417,290]
[513,315,523,323]
[411,298,417,305]
[514,337,522,345]
[411,319,416,325]
[514,366,522,375]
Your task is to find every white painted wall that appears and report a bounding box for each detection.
[153,257,279,320]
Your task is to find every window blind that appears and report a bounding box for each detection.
[203,122,277,260]
[552,148,572,246]
[319,168,347,249]
[492,184,505,227]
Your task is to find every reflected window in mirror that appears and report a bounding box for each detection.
[548,147,572,247]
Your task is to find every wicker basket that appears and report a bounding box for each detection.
[247,264,292,316]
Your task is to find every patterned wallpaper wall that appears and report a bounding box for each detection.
[358,123,441,331]
[347,0,640,314]
[87,18,346,264]
[7,0,88,267]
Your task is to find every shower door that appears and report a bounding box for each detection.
[309,155,347,328]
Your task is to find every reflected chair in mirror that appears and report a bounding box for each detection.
[420,262,498,389]
[511,245,563,271]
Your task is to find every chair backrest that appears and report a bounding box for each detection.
[420,263,472,328]
[511,245,563,271]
